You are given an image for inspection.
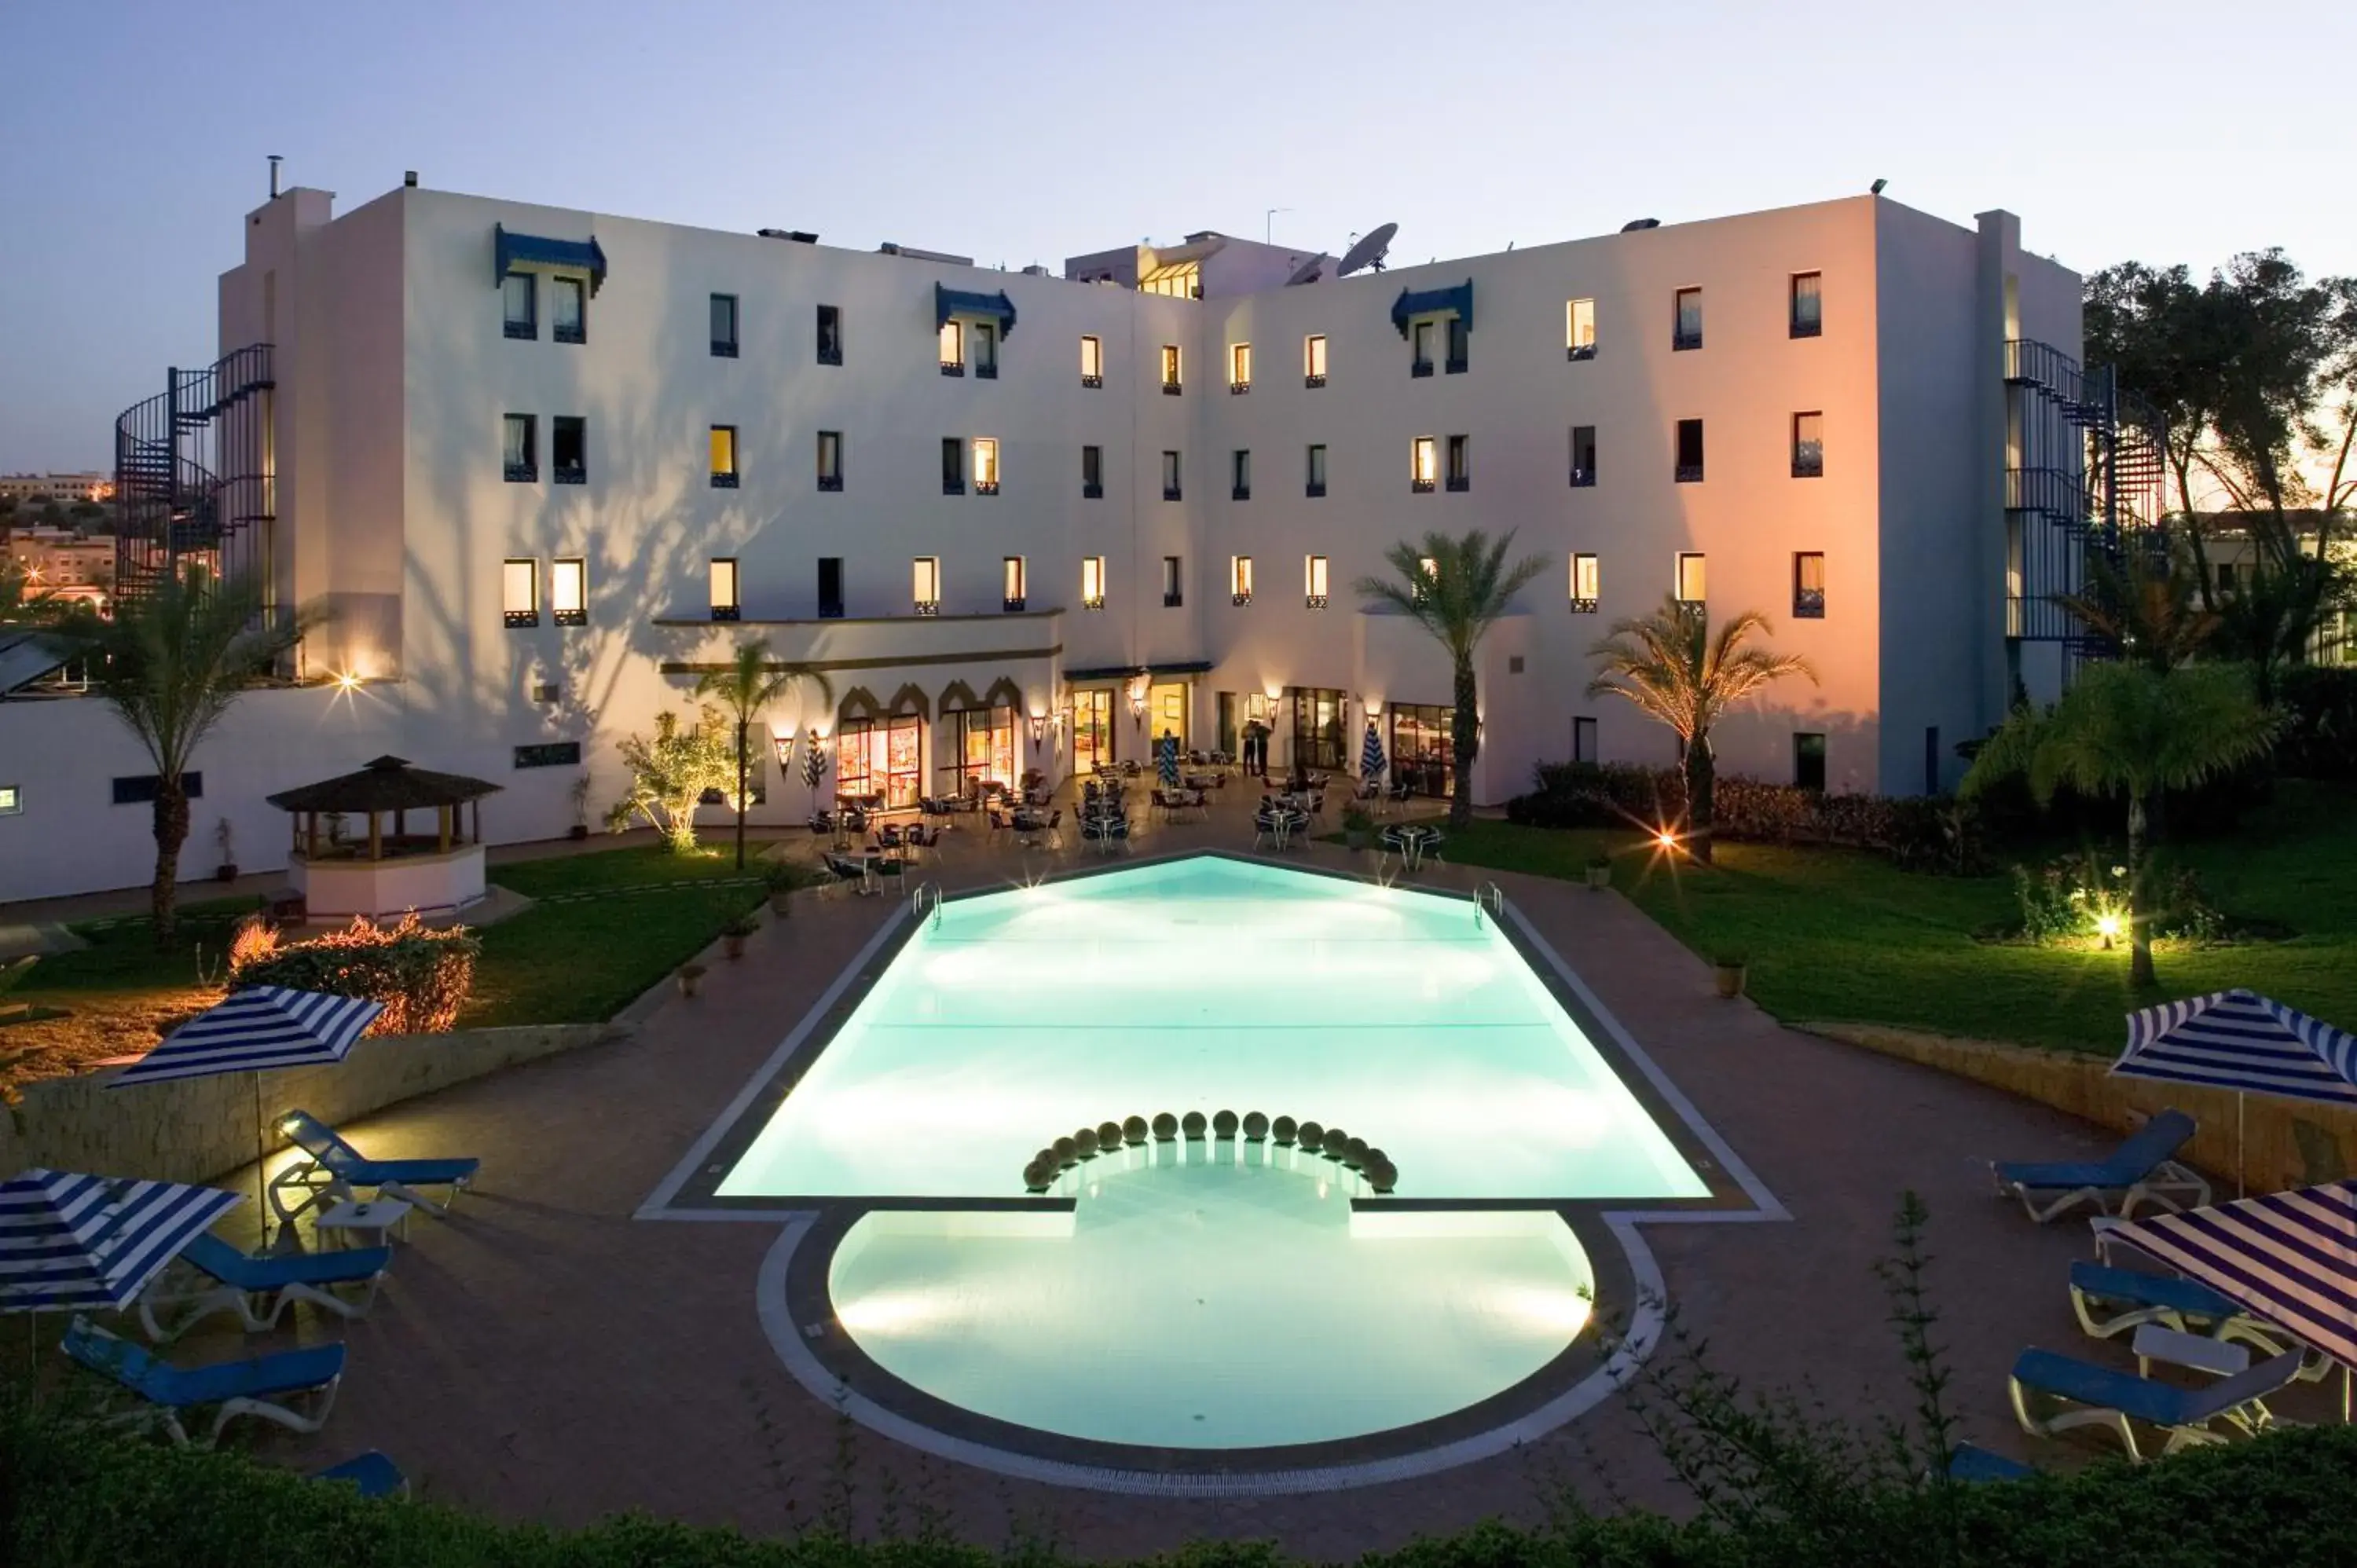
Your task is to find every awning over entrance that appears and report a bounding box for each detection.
[1391,279,1472,338]
[1063,659,1210,683]
[935,284,1017,337]
[494,225,608,295]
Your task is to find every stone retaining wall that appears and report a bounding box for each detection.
[0,1022,620,1185]
[1811,1023,2356,1195]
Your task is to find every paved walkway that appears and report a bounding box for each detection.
[108,786,2309,1555]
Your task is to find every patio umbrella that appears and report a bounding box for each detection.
[1157,731,1180,788]
[1361,721,1387,781]
[1,1167,240,1361]
[2113,988,2357,1195]
[110,986,384,1234]
[2108,1179,2357,1419]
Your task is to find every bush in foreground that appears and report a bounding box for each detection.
[231,912,479,1034]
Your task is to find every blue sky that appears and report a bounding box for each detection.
[3,0,2351,471]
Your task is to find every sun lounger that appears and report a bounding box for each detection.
[1946,1443,2035,1482]
[312,1449,409,1499]
[1990,1110,2210,1222]
[137,1233,393,1341]
[63,1315,345,1448]
[2007,1345,2302,1462]
[268,1109,479,1225]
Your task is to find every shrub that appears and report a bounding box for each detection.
[2276,665,2357,780]
[1180,1110,1207,1140]
[229,913,478,1034]
[1243,1110,1270,1141]
[1296,1120,1325,1153]
[2008,853,2231,947]
[1122,1114,1149,1146]
[1213,1108,1239,1138]
[1073,1127,1099,1160]
[1270,1114,1296,1145]
[1151,1112,1178,1141]
[1097,1120,1125,1152]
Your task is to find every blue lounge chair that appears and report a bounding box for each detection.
[1990,1109,2210,1222]
[312,1449,409,1499]
[1945,1443,2035,1482]
[268,1109,479,1225]
[2007,1345,2303,1462]
[137,1233,393,1341]
[63,1316,345,1447]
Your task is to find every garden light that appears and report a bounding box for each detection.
[334,670,363,693]
[2097,913,2121,948]
[1655,830,1679,852]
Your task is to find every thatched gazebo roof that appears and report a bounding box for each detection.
[266,755,504,815]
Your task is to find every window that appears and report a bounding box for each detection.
[0,784,18,816]
[113,772,203,806]
[973,438,999,495]
[1161,450,1181,501]
[709,557,740,621]
[514,742,582,770]
[1230,555,1254,606]
[502,414,537,482]
[1082,444,1103,498]
[552,277,585,345]
[939,320,965,374]
[1304,334,1328,387]
[552,416,585,484]
[1306,443,1327,497]
[1230,342,1252,393]
[502,558,538,627]
[710,294,739,357]
[1411,320,1435,376]
[973,321,998,379]
[1571,424,1597,487]
[1232,449,1251,500]
[1411,436,1438,493]
[1082,555,1106,610]
[1571,553,1600,613]
[1445,316,1468,374]
[1161,555,1182,608]
[816,303,843,365]
[1676,551,1707,607]
[1305,554,1329,609]
[1675,418,1704,482]
[709,425,739,488]
[1567,298,1596,361]
[1003,555,1027,612]
[1446,434,1470,491]
[1794,732,1827,793]
[501,271,536,339]
[912,556,940,615]
[1794,551,1825,618]
[1792,412,1824,478]
[1673,288,1703,350]
[1791,272,1822,339]
[1160,343,1182,393]
[941,437,965,495]
[1080,334,1103,387]
[552,558,586,626]
[816,430,843,491]
[1573,716,1597,763]
[817,556,843,619]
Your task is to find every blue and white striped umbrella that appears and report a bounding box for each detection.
[2109,1180,2357,1376]
[0,1168,240,1313]
[1157,732,1180,787]
[1361,721,1387,779]
[2113,989,2357,1107]
[109,985,384,1087]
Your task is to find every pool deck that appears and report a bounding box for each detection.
[122,794,2299,1555]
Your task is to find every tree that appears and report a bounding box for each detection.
[1960,662,2275,987]
[605,705,738,855]
[2055,529,2217,673]
[1585,598,1816,863]
[1352,529,1546,828]
[46,566,317,947]
[692,639,831,870]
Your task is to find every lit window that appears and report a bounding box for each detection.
[1791,272,1823,338]
[1160,343,1182,391]
[1677,551,1707,606]
[552,277,585,345]
[1304,334,1328,385]
[816,303,842,364]
[973,438,999,494]
[0,784,19,816]
[710,294,739,357]
[1082,444,1103,498]
[1307,443,1327,496]
[1232,449,1251,500]
[552,416,585,484]
[1080,334,1103,387]
[1162,449,1181,501]
[709,425,739,488]
[710,557,740,621]
[1673,288,1703,350]
[1162,555,1182,608]
[1305,554,1329,608]
[552,558,586,626]
[1571,553,1600,611]
[941,437,965,495]
[502,558,538,628]
[502,413,537,482]
[912,556,940,614]
[501,271,536,339]
[1230,342,1252,392]
[1570,425,1596,487]
[1230,555,1254,605]
[1003,555,1026,610]
[1082,555,1106,610]
[1411,436,1438,492]
[1567,298,1596,360]
[1794,551,1826,618]
[939,319,965,372]
[1793,412,1824,478]
[1446,434,1469,490]
[816,430,842,490]
[1676,418,1704,482]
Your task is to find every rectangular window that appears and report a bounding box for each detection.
[1673,287,1703,350]
[1306,443,1327,497]
[1571,553,1600,612]
[551,277,585,344]
[1003,555,1026,611]
[552,416,585,484]
[816,430,843,490]
[1794,732,1827,792]
[1411,436,1437,493]
[1162,555,1182,608]
[0,784,18,816]
[1573,716,1598,763]
[1675,418,1704,482]
[1161,449,1181,501]
[709,425,739,488]
[501,271,536,339]
[112,772,203,806]
[912,556,940,614]
[514,741,582,770]
[1794,551,1826,618]
[710,293,739,357]
[502,413,537,482]
[709,557,740,621]
[502,558,539,627]
[1445,316,1468,373]
[817,557,843,619]
[1676,551,1707,606]
[1571,424,1597,487]
[1305,554,1329,608]
[816,303,843,365]
[1411,320,1435,375]
[552,557,586,626]
[939,320,965,373]
[1304,333,1328,386]
[1567,298,1596,361]
[1230,555,1254,606]
[1446,434,1470,491]
[973,321,998,378]
[1160,343,1182,393]
[1082,443,1103,498]
[1080,334,1103,387]
[1230,342,1252,392]
[1231,449,1251,500]
[941,437,965,495]
[973,438,999,494]
[1791,272,1823,338]
[1792,412,1824,478]
[1082,555,1106,610]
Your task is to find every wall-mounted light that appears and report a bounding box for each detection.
[769,724,797,770]
[1028,712,1047,743]
[1362,694,1383,719]
[333,670,364,693]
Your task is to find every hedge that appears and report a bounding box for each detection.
[11,1386,2357,1567]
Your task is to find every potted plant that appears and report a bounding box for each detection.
[676,961,707,998]
[567,772,592,841]
[722,913,759,960]
[762,860,798,916]
[1341,806,1373,852]
[1585,852,1612,891]
[213,817,238,882]
[1713,952,1748,999]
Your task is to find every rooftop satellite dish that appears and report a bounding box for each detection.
[1336,222,1398,277]
[1284,253,1330,286]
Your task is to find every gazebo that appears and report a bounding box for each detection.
[266,755,504,921]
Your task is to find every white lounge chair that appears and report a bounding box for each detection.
[2008,1345,2303,1462]
[1989,1109,2210,1222]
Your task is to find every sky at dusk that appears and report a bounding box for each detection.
[2,0,2352,471]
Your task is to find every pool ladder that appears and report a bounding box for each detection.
[910,881,944,929]
[1473,881,1503,928]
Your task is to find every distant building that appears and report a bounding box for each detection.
[4,525,115,603]
[0,473,112,506]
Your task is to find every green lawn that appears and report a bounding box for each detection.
[1439,780,2357,1053]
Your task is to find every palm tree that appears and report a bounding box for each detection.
[2056,533,2218,674]
[1585,598,1817,862]
[694,639,832,869]
[1354,529,1547,828]
[46,566,318,947]
[1961,661,2275,987]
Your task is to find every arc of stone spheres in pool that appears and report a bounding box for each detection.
[1022,1109,1398,1194]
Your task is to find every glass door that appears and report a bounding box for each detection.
[947,707,1016,797]
[1290,687,1346,771]
[1390,704,1455,798]
[1149,682,1188,751]
[1072,689,1113,772]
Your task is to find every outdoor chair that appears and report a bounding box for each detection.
[312,1449,409,1499]
[1253,808,1290,852]
[2007,1345,2303,1462]
[1081,813,1131,853]
[268,1110,479,1225]
[137,1233,393,1341]
[823,851,879,895]
[1990,1109,2210,1222]
[63,1315,346,1448]
[1016,808,1061,850]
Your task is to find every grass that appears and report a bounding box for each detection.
[1439,780,2357,1053]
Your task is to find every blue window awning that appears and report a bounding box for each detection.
[936,283,1017,338]
[1391,279,1472,339]
[495,225,608,296]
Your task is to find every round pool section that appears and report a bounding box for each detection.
[827,1153,1595,1449]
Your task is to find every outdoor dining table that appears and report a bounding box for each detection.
[1380,822,1444,871]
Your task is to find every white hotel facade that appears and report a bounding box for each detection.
[0,179,2091,902]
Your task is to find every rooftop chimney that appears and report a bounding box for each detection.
[404,170,418,188]
[268,155,284,199]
